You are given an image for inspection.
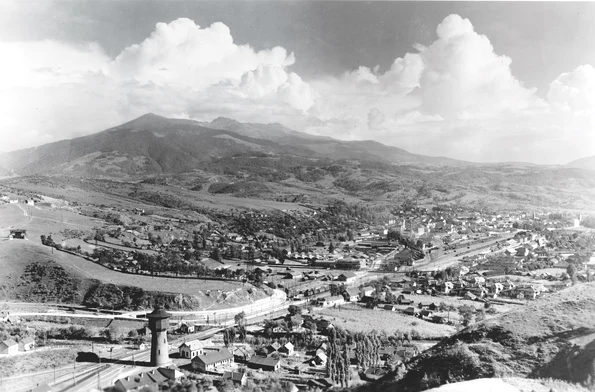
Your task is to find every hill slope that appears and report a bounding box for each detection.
[351,282,595,392]
[568,155,595,171]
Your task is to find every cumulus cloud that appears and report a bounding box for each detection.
[112,19,295,89]
[547,64,595,113]
[0,18,316,152]
[415,14,537,119]
[0,14,593,164]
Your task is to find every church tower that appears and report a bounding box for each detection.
[147,305,171,366]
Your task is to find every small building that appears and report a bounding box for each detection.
[8,229,27,240]
[360,286,375,297]
[420,310,434,319]
[364,366,388,381]
[337,272,357,284]
[18,337,35,351]
[248,356,281,372]
[288,315,304,330]
[178,322,195,334]
[178,339,204,359]
[232,346,255,362]
[223,371,247,387]
[0,339,18,355]
[278,342,294,356]
[404,307,420,316]
[265,342,281,355]
[113,369,170,392]
[191,349,234,372]
[312,352,327,366]
[343,288,361,302]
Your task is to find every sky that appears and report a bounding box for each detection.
[1,1,594,164]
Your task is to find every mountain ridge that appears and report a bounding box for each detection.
[0,113,473,176]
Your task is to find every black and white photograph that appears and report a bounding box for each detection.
[0,1,594,391]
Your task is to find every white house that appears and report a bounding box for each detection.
[178,339,204,359]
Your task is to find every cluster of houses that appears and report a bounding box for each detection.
[113,366,183,392]
[0,194,36,205]
[182,338,297,373]
[0,337,35,355]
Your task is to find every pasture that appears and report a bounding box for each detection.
[315,303,456,339]
[0,239,245,296]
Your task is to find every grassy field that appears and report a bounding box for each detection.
[315,303,456,339]
[0,345,82,378]
[0,240,246,296]
[0,202,100,243]
[0,204,30,235]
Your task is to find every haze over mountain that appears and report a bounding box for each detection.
[0,113,468,177]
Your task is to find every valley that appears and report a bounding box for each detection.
[0,114,594,392]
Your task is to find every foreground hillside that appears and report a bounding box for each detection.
[351,282,595,391]
[425,377,591,392]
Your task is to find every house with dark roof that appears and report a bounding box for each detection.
[178,322,195,334]
[223,371,247,386]
[396,295,413,305]
[232,346,255,362]
[247,356,281,371]
[265,342,281,355]
[337,271,357,284]
[114,369,170,392]
[191,349,234,372]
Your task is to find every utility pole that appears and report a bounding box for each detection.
[97,357,101,390]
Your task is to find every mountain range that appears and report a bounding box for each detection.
[0,113,477,177]
[0,113,593,177]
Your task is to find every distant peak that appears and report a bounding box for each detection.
[136,113,167,120]
[210,117,240,125]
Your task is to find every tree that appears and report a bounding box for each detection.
[458,305,475,326]
[234,311,246,327]
[328,241,335,253]
[210,248,221,262]
[288,305,302,316]
[567,264,578,285]
[223,327,236,347]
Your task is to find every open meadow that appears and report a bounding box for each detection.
[315,303,456,339]
[0,240,248,296]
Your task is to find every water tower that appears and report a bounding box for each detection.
[147,305,171,366]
